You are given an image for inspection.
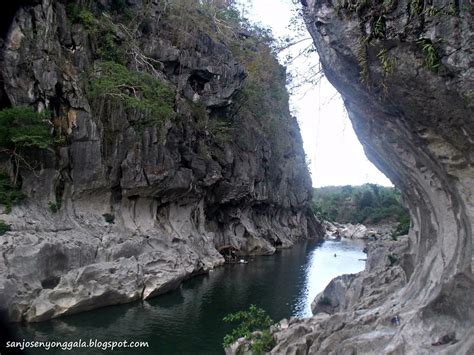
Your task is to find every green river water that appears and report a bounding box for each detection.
[14,239,365,355]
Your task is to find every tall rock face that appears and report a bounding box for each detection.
[0,0,322,322]
[269,0,473,353]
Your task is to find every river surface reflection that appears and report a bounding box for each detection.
[16,239,365,354]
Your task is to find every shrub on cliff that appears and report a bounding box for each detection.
[66,3,133,64]
[0,107,53,188]
[0,107,52,151]
[0,175,24,214]
[0,220,11,236]
[223,305,275,353]
[86,61,175,127]
[392,212,410,237]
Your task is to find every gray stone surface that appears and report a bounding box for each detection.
[311,238,409,315]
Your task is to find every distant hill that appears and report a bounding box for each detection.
[312,184,410,236]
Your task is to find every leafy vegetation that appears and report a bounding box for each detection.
[66,4,97,32]
[0,220,11,236]
[376,47,395,93]
[312,184,410,231]
[0,107,52,151]
[377,48,393,77]
[357,36,370,84]
[336,0,448,85]
[223,305,275,353]
[388,252,399,266]
[372,15,386,38]
[0,175,24,214]
[392,212,410,238]
[86,61,175,126]
[67,2,176,128]
[224,21,291,158]
[48,199,62,213]
[66,3,128,63]
[426,5,441,17]
[0,107,52,208]
[103,213,115,224]
[410,0,424,17]
[417,39,440,73]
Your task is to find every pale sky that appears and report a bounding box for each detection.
[244,0,393,187]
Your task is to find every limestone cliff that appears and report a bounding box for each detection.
[268,0,474,353]
[0,0,322,322]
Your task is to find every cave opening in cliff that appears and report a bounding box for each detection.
[217,245,241,263]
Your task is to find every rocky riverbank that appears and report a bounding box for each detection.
[228,233,411,354]
[323,220,396,240]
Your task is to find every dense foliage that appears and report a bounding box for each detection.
[0,107,52,151]
[86,61,175,126]
[312,184,410,234]
[67,2,130,63]
[68,1,175,129]
[0,174,25,213]
[48,200,62,214]
[223,305,275,353]
[0,107,52,211]
[0,219,11,236]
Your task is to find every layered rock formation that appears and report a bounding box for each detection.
[267,0,474,353]
[0,0,322,322]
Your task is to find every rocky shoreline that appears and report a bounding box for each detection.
[269,233,413,354]
[228,226,411,354]
[323,220,396,241]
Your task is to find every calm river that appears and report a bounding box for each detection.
[15,239,365,354]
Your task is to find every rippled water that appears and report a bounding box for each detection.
[15,239,365,354]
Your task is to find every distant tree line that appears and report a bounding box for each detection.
[312,184,410,235]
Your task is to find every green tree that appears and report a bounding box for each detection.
[223,305,275,353]
[312,184,410,227]
[0,174,24,213]
[0,107,52,185]
[358,189,374,208]
[0,107,51,150]
[86,61,175,127]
